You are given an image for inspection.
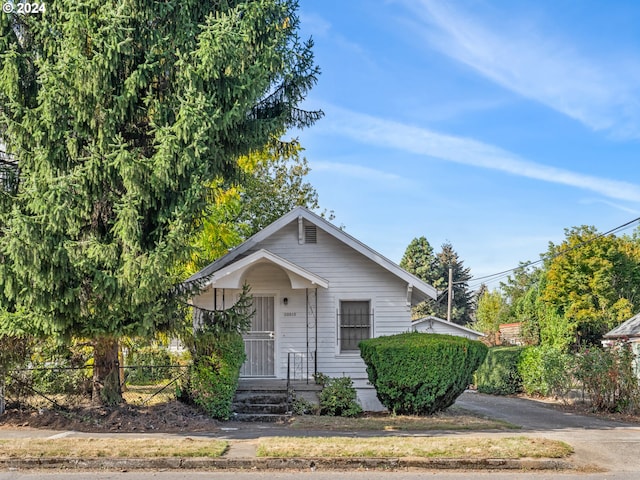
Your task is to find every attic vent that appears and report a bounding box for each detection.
[304,225,317,244]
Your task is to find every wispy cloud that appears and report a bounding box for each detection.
[398,0,640,138]
[312,161,412,187]
[580,199,640,215]
[323,105,640,203]
[299,11,331,37]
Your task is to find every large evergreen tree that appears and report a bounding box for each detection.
[400,237,474,325]
[0,0,320,404]
[400,236,436,284]
[431,242,474,325]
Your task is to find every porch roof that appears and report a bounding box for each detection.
[200,249,329,290]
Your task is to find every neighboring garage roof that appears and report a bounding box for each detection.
[412,316,484,339]
[604,312,640,339]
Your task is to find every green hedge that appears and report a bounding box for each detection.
[519,345,573,397]
[475,346,524,395]
[359,332,488,415]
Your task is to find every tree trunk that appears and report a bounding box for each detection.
[92,337,123,406]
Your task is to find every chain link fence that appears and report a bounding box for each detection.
[0,363,189,414]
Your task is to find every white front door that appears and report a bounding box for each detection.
[240,295,275,377]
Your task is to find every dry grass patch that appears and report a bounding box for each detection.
[288,409,517,431]
[257,436,572,459]
[123,383,177,406]
[0,438,227,458]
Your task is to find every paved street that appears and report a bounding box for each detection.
[0,471,639,479]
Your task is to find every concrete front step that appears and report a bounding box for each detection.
[231,402,289,415]
[234,392,288,403]
[230,412,290,423]
[233,383,291,418]
[232,379,321,420]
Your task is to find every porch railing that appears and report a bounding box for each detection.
[286,350,316,413]
[286,351,316,389]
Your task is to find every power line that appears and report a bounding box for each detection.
[464,216,640,291]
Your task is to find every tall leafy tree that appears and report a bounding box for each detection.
[238,137,320,234]
[0,0,321,404]
[541,226,640,346]
[475,290,509,336]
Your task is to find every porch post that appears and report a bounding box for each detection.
[306,288,309,382]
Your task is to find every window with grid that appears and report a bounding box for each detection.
[339,300,371,352]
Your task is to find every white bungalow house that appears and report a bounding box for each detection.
[412,316,484,341]
[185,207,437,410]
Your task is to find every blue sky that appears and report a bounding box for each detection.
[292,0,640,290]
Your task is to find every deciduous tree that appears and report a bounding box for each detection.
[541,226,640,346]
[184,136,324,274]
[475,289,509,343]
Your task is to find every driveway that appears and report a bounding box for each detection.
[455,391,640,473]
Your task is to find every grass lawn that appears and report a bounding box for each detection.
[288,407,518,431]
[0,438,228,458]
[257,436,573,459]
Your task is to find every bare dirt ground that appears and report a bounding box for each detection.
[0,401,223,433]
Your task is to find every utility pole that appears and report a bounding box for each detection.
[447,267,453,322]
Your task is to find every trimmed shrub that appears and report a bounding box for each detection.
[315,373,362,417]
[359,332,488,415]
[518,345,573,398]
[475,347,524,395]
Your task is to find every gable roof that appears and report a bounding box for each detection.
[412,316,484,338]
[604,312,640,339]
[186,206,437,301]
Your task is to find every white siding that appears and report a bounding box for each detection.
[245,220,412,382]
